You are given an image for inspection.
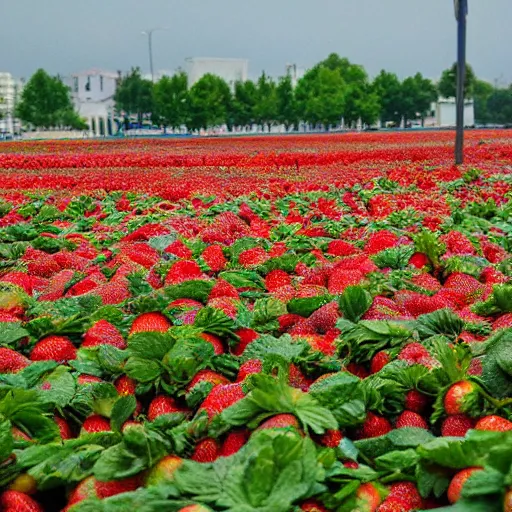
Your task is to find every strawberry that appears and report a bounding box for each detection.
[232,327,259,356]
[301,334,337,356]
[395,411,428,430]
[444,272,483,305]
[355,482,382,511]
[77,374,103,385]
[115,375,137,396]
[441,414,475,437]
[81,415,111,434]
[8,473,37,495]
[388,481,423,510]
[55,416,74,440]
[94,280,131,305]
[238,247,269,266]
[236,359,263,382]
[289,363,312,391]
[202,244,227,272]
[82,319,126,349]
[278,313,304,333]
[144,455,183,486]
[206,297,239,318]
[199,383,245,419]
[409,252,429,269]
[208,279,239,300]
[265,270,292,291]
[191,438,220,463]
[410,272,441,292]
[308,301,340,334]
[129,312,171,334]
[441,231,476,256]
[327,268,365,294]
[30,335,77,363]
[319,429,343,448]
[444,381,479,416]
[187,370,230,392]
[493,313,512,331]
[376,497,411,512]
[475,415,512,432]
[257,413,300,431]
[148,396,186,421]
[220,429,249,456]
[67,475,140,506]
[404,390,429,414]
[200,332,224,354]
[178,505,213,512]
[0,490,43,512]
[165,260,204,285]
[371,351,390,374]
[365,230,399,254]
[0,347,30,373]
[397,343,430,366]
[164,240,193,259]
[447,467,483,503]
[300,499,329,511]
[346,362,369,379]
[39,269,76,301]
[327,239,359,257]
[359,412,392,439]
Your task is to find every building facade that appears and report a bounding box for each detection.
[185,57,248,88]
[423,98,475,128]
[0,72,23,135]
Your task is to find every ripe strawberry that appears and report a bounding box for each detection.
[207,297,239,318]
[346,362,370,379]
[202,244,227,272]
[308,301,340,334]
[115,375,137,396]
[355,482,382,511]
[67,475,140,506]
[55,416,73,440]
[220,429,249,456]
[164,240,193,259]
[165,260,204,285]
[441,414,475,437]
[327,268,365,294]
[397,343,430,365]
[191,438,220,463]
[395,411,428,430]
[144,455,183,486]
[300,499,329,511]
[30,335,76,363]
[187,370,230,392]
[81,415,111,434]
[277,313,303,332]
[410,272,441,292]
[0,490,43,512]
[257,413,300,431]
[289,363,312,391]
[148,396,186,421]
[444,272,483,305]
[94,280,131,305]
[129,312,171,334]
[365,230,399,255]
[199,383,245,418]
[0,271,34,295]
[388,481,423,510]
[265,269,292,291]
[327,239,359,257]
[404,390,429,414]
[200,332,224,354]
[301,334,337,356]
[493,313,512,331]
[238,247,269,266]
[208,279,239,300]
[359,412,392,439]
[444,381,479,416]
[319,429,343,448]
[39,269,76,301]
[232,327,259,356]
[409,252,429,269]
[441,231,476,256]
[475,415,512,432]
[82,319,126,349]
[447,467,482,503]
[236,359,263,382]
[77,374,103,385]
[376,497,411,512]
[0,347,30,373]
[178,505,213,512]
[371,351,390,374]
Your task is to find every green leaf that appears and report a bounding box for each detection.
[372,245,415,270]
[125,358,162,383]
[414,230,446,268]
[251,298,287,329]
[148,234,177,252]
[241,334,309,364]
[110,395,137,433]
[127,332,175,360]
[194,307,235,337]
[0,418,13,463]
[38,366,76,408]
[0,322,29,346]
[416,309,465,339]
[164,280,215,303]
[338,286,373,323]
[374,448,419,472]
[461,466,505,499]
[219,270,266,291]
[287,295,332,317]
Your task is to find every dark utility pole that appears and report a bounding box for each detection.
[455,0,468,165]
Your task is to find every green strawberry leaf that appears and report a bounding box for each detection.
[110,395,137,433]
[127,332,175,361]
[338,286,373,323]
[287,295,332,317]
[0,322,29,347]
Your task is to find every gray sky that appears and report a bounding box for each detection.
[2,0,511,84]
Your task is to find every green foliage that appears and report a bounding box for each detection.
[114,67,154,125]
[153,72,189,130]
[438,62,476,99]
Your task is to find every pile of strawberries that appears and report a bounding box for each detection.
[0,136,512,511]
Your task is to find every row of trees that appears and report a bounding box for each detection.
[14,55,512,131]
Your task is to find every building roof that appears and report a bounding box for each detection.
[71,69,119,79]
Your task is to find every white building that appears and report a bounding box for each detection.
[185,57,248,88]
[0,72,23,135]
[64,69,119,136]
[424,98,475,128]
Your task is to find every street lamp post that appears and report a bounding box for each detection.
[141,28,167,82]
[454,0,468,165]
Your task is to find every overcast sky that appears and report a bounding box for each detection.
[2,0,510,84]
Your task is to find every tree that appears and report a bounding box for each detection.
[15,69,86,129]
[373,71,404,126]
[188,74,231,131]
[487,86,512,125]
[276,75,298,130]
[296,66,346,129]
[473,79,494,124]
[438,63,476,99]
[402,73,438,126]
[153,72,189,131]
[253,73,278,131]
[230,80,258,129]
[114,68,154,127]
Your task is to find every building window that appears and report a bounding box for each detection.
[100,75,103,92]
[73,77,78,93]
[85,76,91,92]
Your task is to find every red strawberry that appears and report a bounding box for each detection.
[327,268,365,294]
[289,363,312,391]
[388,481,423,510]
[0,490,43,512]
[308,301,340,334]
[148,396,186,421]
[410,272,441,292]
[77,374,103,385]
[144,455,183,486]
[444,273,483,305]
[397,343,430,365]
[365,230,399,255]
[359,412,392,439]
[55,416,74,440]
[395,411,428,430]
[236,359,263,382]
[0,347,30,373]
[441,414,475,437]
[238,247,268,267]
[82,320,126,349]
[376,497,411,512]
[187,370,230,392]
[165,260,204,285]
[444,381,479,416]
[30,335,76,363]
[67,475,140,506]
[0,271,34,295]
[493,313,512,331]
[191,438,220,463]
[81,415,111,433]
[327,239,359,257]
[164,240,193,259]
[441,231,476,255]
[300,334,336,356]
[220,429,249,456]
[409,252,429,269]
[178,505,212,512]
[199,383,245,418]
[207,297,239,318]
[319,429,343,448]
[129,312,171,334]
[346,362,369,379]
[94,280,131,305]
[115,375,137,396]
[371,352,390,374]
[39,269,76,301]
[265,270,292,291]
[202,244,227,272]
[257,413,300,431]
[447,467,482,503]
[208,279,239,300]
[355,482,382,511]
[300,499,329,512]
[404,390,429,414]
[232,327,259,356]
[475,415,512,432]
[277,313,303,333]
[200,333,224,354]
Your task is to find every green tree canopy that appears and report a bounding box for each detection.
[473,79,495,124]
[402,73,438,124]
[153,72,189,130]
[15,69,86,129]
[114,68,154,125]
[372,70,403,125]
[253,73,278,130]
[487,86,512,125]
[230,80,258,128]
[276,75,298,130]
[188,74,232,131]
[438,63,476,99]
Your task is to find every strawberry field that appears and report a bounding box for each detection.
[1,131,512,512]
